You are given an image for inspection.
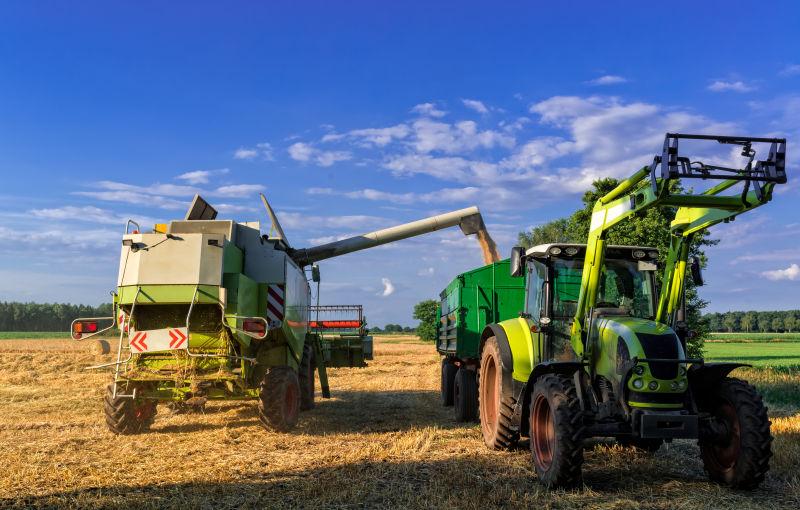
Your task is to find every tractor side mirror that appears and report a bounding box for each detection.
[689,257,704,286]
[311,264,321,283]
[510,246,525,277]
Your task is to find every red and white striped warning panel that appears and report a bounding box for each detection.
[129,327,188,353]
[266,284,285,328]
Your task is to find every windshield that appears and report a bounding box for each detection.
[551,258,656,320]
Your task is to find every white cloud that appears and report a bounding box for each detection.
[214,184,265,197]
[288,142,351,167]
[411,102,447,118]
[346,124,410,147]
[234,142,274,161]
[73,180,266,210]
[779,64,800,76]
[379,277,396,297]
[707,80,756,93]
[177,168,229,185]
[29,206,157,226]
[417,267,435,276]
[307,186,481,205]
[277,212,387,230]
[411,119,515,154]
[586,75,627,86]
[761,264,800,281]
[462,99,489,114]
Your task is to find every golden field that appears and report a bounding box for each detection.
[0,335,798,509]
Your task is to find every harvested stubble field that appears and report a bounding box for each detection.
[1,335,799,509]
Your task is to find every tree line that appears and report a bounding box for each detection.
[704,310,800,333]
[0,302,114,332]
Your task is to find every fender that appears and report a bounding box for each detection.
[688,362,750,392]
[519,361,585,437]
[481,324,516,400]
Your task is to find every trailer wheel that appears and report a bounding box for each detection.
[454,368,478,422]
[104,383,157,435]
[529,374,584,488]
[298,343,316,411]
[698,377,772,489]
[441,359,458,406]
[258,367,300,432]
[479,336,519,449]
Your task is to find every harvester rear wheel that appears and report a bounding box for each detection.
[529,374,584,488]
[698,377,772,489]
[299,343,316,411]
[103,383,157,435]
[454,368,478,422]
[441,358,458,406]
[478,337,519,449]
[258,367,301,432]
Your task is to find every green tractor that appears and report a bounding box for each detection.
[441,134,785,488]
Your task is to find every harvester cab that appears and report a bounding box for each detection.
[72,195,487,435]
[466,133,786,489]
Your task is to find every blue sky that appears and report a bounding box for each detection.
[1,2,799,326]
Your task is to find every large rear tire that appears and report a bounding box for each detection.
[104,383,157,435]
[298,343,316,411]
[258,367,301,432]
[454,368,478,422]
[698,377,772,489]
[478,336,519,449]
[529,374,584,488]
[441,358,458,406]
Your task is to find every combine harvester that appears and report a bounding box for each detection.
[437,134,786,488]
[72,195,486,434]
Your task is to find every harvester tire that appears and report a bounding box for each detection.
[441,358,458,406]
[454,368,478,422]
[478,336,519,449]
[529,374,584,488]
[698,377,772,489]
[104,383,157,435]
[258,367,300,432]
[299,343,316,411]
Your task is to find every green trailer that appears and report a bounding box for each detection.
[436,259,526,421]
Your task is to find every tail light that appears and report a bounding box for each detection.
[72,320,98,339]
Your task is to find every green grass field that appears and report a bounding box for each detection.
[0,332,71,339]
[709,332,800,342]
[705,341,800,368]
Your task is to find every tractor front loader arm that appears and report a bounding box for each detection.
[571,134,787,356]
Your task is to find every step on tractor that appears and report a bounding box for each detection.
[437,134,786,488]
[72,195,486,434]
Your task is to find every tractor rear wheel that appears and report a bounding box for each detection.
[478,337,519,449]
[441,358,458,406]
[298,343,316,411]
[104,383,157,435]
[529,374,584,488]
[698,377,772,489]
[454,368,478,422]
[258,367,301,432]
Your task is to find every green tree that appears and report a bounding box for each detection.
[785,314,796,333]
[771,317,784,332]
[723,313,738,333]
[413,299,439,342]
[740,312,754,333]
[517,177,715,357]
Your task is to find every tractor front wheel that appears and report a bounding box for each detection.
[698,377,772,489]
[104,383,157,435]
[258,367,301,432]
[529,374,584,488]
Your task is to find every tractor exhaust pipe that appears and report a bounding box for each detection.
[291,206,484,266]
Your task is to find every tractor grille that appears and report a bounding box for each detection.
[636,333,679,379]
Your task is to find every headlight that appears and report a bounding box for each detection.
[632,378,644,389]
[670,381,679,390]
[549,247,562,255]
[565,247,579,256]
[632,249,646,258]
[633,365,645,375]
[678,366,687,376]
[648,251,658,259]
[648,381,659,391]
